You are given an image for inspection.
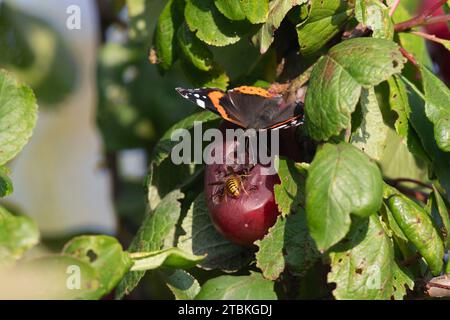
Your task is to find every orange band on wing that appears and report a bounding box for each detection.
[232,86,274,98]
[207,91,244,127]
[268,115,301,129]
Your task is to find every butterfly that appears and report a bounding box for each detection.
[175,86,304,130]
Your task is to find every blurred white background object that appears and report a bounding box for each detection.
[7,0,116,236]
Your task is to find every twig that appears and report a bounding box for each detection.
[391,178,433,190]
[394,0,450,32]
[399,47,418,66]
[389,0,401,17]
[410,30,448,46]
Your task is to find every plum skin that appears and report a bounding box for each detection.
[205,162,281,246]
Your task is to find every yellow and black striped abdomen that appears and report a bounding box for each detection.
[225,176,241,198]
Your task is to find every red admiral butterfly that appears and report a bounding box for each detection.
[175,86,304,130]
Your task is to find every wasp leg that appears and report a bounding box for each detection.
[209,181,224,186]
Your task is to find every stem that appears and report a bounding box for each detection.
[394,0,449,32]
[389,0,401,17]
[399,47,418,66]
[391,178,433,190]
[410,30,448,45]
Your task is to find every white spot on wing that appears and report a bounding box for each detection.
[196,99,206,108]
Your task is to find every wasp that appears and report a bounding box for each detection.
[209,166,254,202]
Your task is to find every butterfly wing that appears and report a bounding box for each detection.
[175,87,245,127]
[176,86,304,130]
[227,87,304,130]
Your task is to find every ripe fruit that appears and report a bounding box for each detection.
[204,130,281,246]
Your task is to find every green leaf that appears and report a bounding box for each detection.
[154,0,185,70]
[305,38,405,140]
[400,76,450,203]
[185,0,249,47]
[296,0,352,55]
[152,111,220,167]
[177,23,214,71]
[351,87,390,161]
[195,272,277,300]
[306,143,383,251]
[420,66,450,152]
[0,207,39,268]
[253,0,308,54]
[273,158,306,216]
[181,61,230,90]
[240,0,269,24]
[387,76,410,138]
[284,209,321,276]
[355,0,394,39]
[164,269,201,300]
[214,0,246,20]
[0,70,38,165]
[387,194,444,275]
[4,256,101,299]
[116,190,184,299]
[177,193,253,272]
[255,209,320,280]
[255,216,286,280]
[130,247,204,271]
[329,215,413,299]
[0,166,13,197]
[379,128,429,182]
[429,186,450,249]
[62,235,133,297]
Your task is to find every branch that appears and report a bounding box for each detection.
[391,178,433,190]
[394,0,449,32]
[399,47,418,66]
[410,30,449,46]
[389,0,401,17]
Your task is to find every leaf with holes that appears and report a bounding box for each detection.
[329,215,413,300]
[195,272,277,300]
[306,143,383,251]
[355,0,394,39]
[62,235,132,298]
[305,38,405,140]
